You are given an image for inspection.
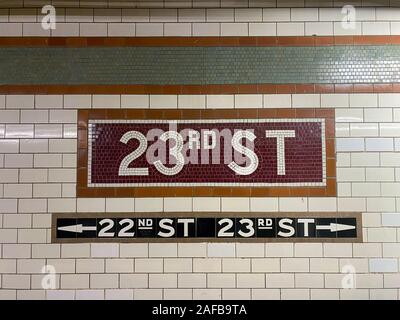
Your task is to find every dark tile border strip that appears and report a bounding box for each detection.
[51,212,362,243]
[0,83,399,94]
[1,36,400,47]
[77,108,336,198]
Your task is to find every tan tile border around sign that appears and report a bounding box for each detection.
[51,211,362,243]
[76,108,336,198]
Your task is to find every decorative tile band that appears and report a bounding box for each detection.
[52,212,362,243]
[77,108,336,197]
[2,36,400,94]
[1,45,400,86]
[2,36,400,47]
[1,83,399,94]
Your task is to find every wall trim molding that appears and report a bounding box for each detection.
[1,36,400,47]
[0,83,399,94]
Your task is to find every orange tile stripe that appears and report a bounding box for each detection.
[0,83,398,94]
[1,36,400,47]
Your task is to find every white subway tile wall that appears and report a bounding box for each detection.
[0,3,400,300]
[0,92,398,299]
[1,6,400,36]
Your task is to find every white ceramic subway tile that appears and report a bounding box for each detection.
[149,9,177,22]
[249,22,276,35]
[51,23,80,36]
[362,22,390,35]
[366,168,395,182]
[349,94,378,108]
[364,108,392,122]
[178,95,205,109]
[80,23,107,36]
[221,23,248,36]
[22,23,50,36]
[20,110,48,123]
[335,109,363,122]
[350,123,378,137]
[20,139,48,153]
[263,8,290,22]
[321,94,349,108]
[178,9,206,22]
[0,140,19,153]
[206,95,234,108]
[264,94,291,108]
[305,22,333,35]
[5,125,34,138]
[333,21,362,35]
[122,9,150,22]
[365,138,393,152]
[92,95,120,108]
[94,8,121,22]
[65,8,94,22]
[380,123,400,137]
[35,95,63,109]
[163,22,191,36]
[192,22,219,35]
[277,22,304,35]
[135,23,163,36]
[336,138,364,152]
[150,95,177,108]
[206,9,234,22]
[64,95,92,109]
[5,154,33,168]
[121,95,149,108]
[0,110,19,123]
[235,8,262,22]
[0,23,22,36]
[291,8,318,21]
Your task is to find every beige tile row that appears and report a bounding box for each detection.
[1,21,400,36]
[0,0,398,10]
[3,94,400,110]
[3,7,400,23]
[0,238,399,256]
[1,196,400,213]
[1,272,399,290]
[1,287,399,300]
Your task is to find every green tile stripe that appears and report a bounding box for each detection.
[1,46,399,85]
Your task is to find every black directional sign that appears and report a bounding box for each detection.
[52,213,362,243]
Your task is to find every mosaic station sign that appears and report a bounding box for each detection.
[77,108,336,197]
[64,108,348,243]
[52,213,362,243]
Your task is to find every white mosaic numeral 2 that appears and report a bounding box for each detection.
[118,131,149,176]
[119,218,135,237]
[153,131,185,176]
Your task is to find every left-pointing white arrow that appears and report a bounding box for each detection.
[57,224,97,233]
[316,223,355,232]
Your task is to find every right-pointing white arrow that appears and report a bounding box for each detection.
[57,224,97,234]
[316,223,356,232]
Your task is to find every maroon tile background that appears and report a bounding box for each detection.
[90,121,324,185]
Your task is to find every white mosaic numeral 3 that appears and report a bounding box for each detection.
[153,131,185,176]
